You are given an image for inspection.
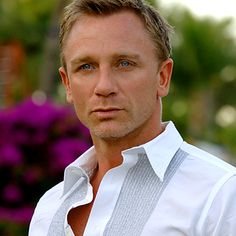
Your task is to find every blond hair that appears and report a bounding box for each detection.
[59,0,173,68]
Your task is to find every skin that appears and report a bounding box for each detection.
[59,10,173,235]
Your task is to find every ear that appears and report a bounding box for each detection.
[157,58,173,97]
[59,67,73,103]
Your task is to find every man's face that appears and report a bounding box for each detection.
[60,10,173,142]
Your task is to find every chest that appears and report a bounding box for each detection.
[49,151,193,235]
[68,203,93,236]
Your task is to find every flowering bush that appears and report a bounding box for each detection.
[0,98,91,235]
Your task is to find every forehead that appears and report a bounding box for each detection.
[63,10,156,63]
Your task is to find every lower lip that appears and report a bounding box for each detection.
[93,110,121,119]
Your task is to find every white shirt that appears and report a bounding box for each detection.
[29,122,236,236]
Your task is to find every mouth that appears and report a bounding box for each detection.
[91,107,123,119]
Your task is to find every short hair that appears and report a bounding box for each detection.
[59,0,173,68]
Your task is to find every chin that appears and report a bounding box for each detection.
[91,123,134,140]
[92,129,129,140]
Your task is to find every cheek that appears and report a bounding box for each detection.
[130,81,158,113]
[70,83,89,112]
[134,76,158,101]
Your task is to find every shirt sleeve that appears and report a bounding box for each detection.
[203,174,236,236]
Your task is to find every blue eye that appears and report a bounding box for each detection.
[79,64,94,70]
[120,61,131,67]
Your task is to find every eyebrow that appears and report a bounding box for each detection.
[70,56,95,67]
[111,53,141,61]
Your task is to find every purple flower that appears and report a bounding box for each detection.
[0,206,34,224]
[23,167,43,184]
[49,138,90,173]
[0,97,92,231]
[2,184,23,203]
[0,110,12,145]
[8,99,58,146]
[0,144,22,167]
[11,206,34,223]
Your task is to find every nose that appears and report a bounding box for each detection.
[94,67,118,97]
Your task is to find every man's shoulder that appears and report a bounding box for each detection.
[180,141,236,178]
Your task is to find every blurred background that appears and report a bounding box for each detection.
[0,0,235,235]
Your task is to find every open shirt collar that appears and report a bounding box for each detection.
[62,121,183,196]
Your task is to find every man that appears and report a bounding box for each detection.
[29,0,236,235]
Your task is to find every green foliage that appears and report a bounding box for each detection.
[169,9,236,92]
[0,221,28,236]
[163,7,236,158]
[0,0,61,97]
[145,0,157,6]
[0,0,56,51]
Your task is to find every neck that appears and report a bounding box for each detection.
[91,121,165,178]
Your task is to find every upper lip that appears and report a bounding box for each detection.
[92,107,122,112]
